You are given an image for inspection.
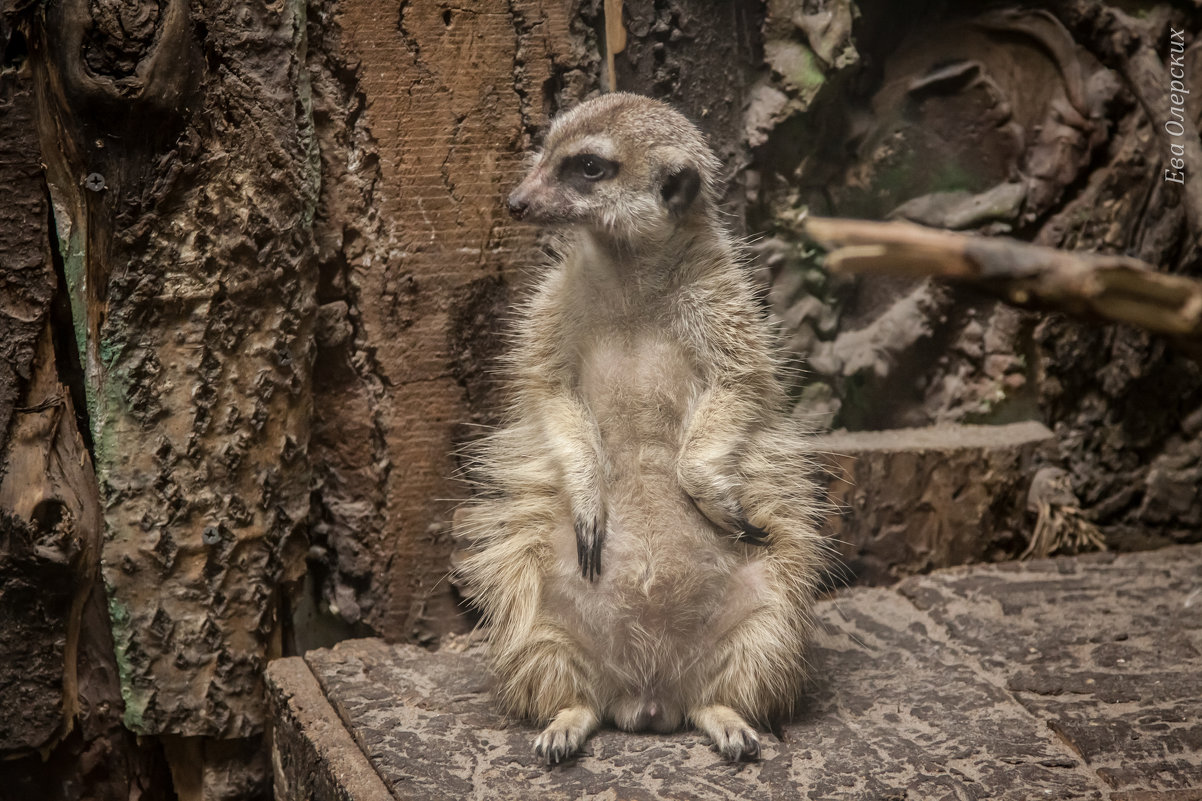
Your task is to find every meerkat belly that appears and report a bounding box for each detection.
[552,332,752,730]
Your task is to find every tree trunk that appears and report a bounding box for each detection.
[6,0,598,795]
[303,0,591,643]
[17,0,319,793]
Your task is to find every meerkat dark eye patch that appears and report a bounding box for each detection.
[661,165,701,218]
[559,153,618,190]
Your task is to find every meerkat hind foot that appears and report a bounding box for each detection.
[691,704,761,761]
[534,705,599,765]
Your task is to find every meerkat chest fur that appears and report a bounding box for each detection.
[566,237,705,459]
[536,232,771,730]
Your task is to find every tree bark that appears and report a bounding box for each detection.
[2,13,175,798]
[20,0,319,794]
[9,0,600,794]
[304,0,589,642]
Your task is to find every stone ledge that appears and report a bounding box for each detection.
[266,657,393,801]
[268,545,1202,801]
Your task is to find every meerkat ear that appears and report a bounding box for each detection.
[660,165,701,218]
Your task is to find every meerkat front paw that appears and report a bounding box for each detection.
[686,485,771,546]
[574,514,606,581]
[691,704,762,761]
[731,504,770,546]
[678,458,769,545]
[534,705,600,765]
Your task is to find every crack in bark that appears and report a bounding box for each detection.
[45,196,96,460]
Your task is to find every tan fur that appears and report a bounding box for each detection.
[455,93,827,763]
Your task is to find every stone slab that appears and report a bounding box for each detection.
[898,546,1202,796]
[269,545,1202,800]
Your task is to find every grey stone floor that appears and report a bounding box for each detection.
[267,545,1202,801]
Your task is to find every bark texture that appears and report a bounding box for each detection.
[0,18,51,457]
[30,0,317,749]
[0,17,60,754]
[14,0,320,795]
[303,0,597,641]
[816,422,1054,583]
[1,14,172,799]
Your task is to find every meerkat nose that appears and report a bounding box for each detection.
[507,192,529,220]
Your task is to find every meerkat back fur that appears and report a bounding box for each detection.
[455,92,827,763]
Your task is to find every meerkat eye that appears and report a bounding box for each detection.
[580,156,605,180]
[560,153,618,186]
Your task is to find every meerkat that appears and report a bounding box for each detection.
[455,92,827,764]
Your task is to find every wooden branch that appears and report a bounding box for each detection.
[804,216,1202,354]
[604,0,627,92]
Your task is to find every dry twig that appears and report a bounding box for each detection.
[804,216,1202,360]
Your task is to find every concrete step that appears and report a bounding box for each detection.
[266,545,1202,801]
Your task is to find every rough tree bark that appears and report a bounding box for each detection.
[304,0,591,644]
[6,0,600,796]
[14,0,319,795]
[1,13,172,798]
[302,0,764,645]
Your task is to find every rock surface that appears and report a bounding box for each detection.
[267,545,1202,800]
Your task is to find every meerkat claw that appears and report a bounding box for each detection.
[732,503,770,545]
[534,706,598,765]
[741,729,762,760]
[534,735,571,765]
[736,519,770,546]
[692,704,763,762]
[574,517,605,581]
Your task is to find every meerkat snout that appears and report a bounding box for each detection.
[506,192,529,221]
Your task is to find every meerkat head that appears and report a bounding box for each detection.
[507,93,722,243]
